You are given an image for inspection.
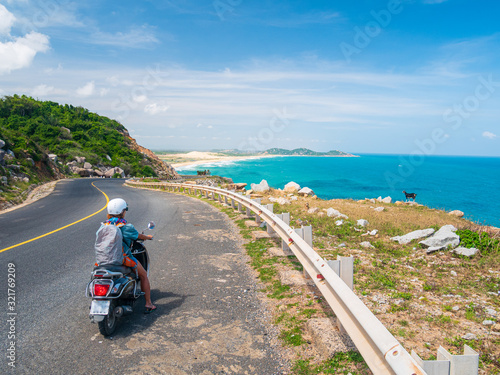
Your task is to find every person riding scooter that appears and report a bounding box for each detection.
[103,198,156,313]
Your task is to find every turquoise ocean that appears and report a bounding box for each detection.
[176,154,500,227]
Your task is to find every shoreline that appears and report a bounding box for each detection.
[161,152,358,170]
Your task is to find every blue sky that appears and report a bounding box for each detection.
[1,0,499,155]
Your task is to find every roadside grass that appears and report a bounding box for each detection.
[136,182,500,374]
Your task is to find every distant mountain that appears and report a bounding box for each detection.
[261,148,356,156]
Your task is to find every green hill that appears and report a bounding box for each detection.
[0,95,177,208]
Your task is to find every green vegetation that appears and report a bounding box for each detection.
[1,95,173,206]
[457,229,499,254]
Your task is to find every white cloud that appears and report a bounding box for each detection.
[31,84,54,97]
[133,95,148,103]
[0,31,50,74]
[0,4,16,35]
[144,103,170,115]
[89,25,160,48]
[100,88,109,97]
[482,131,497,140]
[76,81,95,96]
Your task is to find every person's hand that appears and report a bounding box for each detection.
[147,235,153,240]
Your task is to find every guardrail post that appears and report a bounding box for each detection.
[439,345,478,375]
[224,195,228,205]
[326,256,353,332]
[231,191,236,209]
[265,204,274,234]
[253,198,262,224]
[411,350,450,375]
[237,193,245,213]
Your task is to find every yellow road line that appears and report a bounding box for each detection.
[0,181,109,254]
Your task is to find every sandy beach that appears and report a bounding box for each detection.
[157,151,279,169]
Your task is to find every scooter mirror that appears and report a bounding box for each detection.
[148,221,156,230]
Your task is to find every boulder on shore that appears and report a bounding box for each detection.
[298,187,314,196]
[391,228,435,245]
[251,180,270,193]
[419,224,460,250]
[449,210,464,218]
[284,181,301,193]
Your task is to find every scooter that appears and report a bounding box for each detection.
[86,221,155,336]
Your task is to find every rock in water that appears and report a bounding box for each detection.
[250,179,270,193]
[419,224,459,250]
[391,228,435,245]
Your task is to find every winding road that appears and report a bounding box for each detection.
[0,179,286,374]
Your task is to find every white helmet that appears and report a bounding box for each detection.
[107,198,128,215]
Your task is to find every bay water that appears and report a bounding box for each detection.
[177,154,500,227]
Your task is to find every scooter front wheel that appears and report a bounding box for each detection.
[98,302,117,336]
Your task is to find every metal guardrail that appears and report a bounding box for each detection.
[125,180,478,375]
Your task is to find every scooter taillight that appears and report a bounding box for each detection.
[94,284,110,296]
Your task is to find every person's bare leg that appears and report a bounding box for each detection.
[136,263,155,309]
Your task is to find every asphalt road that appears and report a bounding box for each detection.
[0,179,286,374]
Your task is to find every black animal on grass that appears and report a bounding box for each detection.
[403,191,417,202]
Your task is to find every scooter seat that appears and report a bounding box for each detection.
[94,265,135,276]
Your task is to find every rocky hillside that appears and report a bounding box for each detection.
[0,95,178,209]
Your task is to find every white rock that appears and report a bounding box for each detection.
[419,225,459,250]
[250,179,270,193]
[370,230,378,236]
[307,207,319,214]
[326,208,341,218]
[391,228,435,245]
[269,197,277,203]
[0,139,5,148]
[75,156,86,164]
[462,333,477,340]
[298,187,314,196]
[106,155,112,161]
[360,241,374,248]
[277,197,290,205]
[83,162,92,169]
[290,196,298,201]
[382,196,392,204]
[374,207,385,212]
[449,210,464,218]
[485,308,497,317]
[452,306,460,311]
[483,320,495,326]
[284,181,301,192]
[48,154,58,163]
[357,219,369,227]
[377,196,382,202]
[335,220,343,226]
[452,247,479,257]
[450,270,457,277]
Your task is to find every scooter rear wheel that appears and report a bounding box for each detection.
[98,302,117,336]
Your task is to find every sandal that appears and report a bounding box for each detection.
[144,306,157,314]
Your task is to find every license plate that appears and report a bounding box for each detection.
[90,300,110,315]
